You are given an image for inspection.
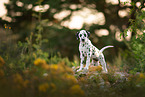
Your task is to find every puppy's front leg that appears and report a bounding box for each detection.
[77,55,84,72]
[84,53,91,70]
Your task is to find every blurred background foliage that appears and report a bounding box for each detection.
[0,0,145,71]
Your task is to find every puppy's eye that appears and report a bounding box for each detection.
[80,34,82,37]
[84,34,86,37]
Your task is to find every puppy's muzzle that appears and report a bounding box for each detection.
[81,39,85,42]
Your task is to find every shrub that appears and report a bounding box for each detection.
[0,57,84,97]
[121,2,145,73]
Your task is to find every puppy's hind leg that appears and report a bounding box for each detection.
[99,55,108,73]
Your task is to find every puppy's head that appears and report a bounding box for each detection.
[76,30,90,42]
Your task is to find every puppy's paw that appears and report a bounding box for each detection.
[77,68,82,72]
[84,66,89,70]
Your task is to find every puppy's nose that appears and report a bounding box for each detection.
[82,39,85,42]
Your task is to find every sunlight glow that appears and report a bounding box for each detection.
[0,0,9,17]
[15,12,23,16]
[111,24,131,41]
[120,0,130,2]
[110,25,123,41]
[26,4,33,10]
[118,8,129,18]
[16,1,24,7]
[136,2,141,8]
[69,4,77,9]
[109,25,116,32]
[142,8,145,11]
[60,7,105,29]
[69,16,84,29]
[125,30,132,41]
[54,10,71,20]
[120,0,131,6]
[105,0,119,5]
[33,4,50,12]
[95,29,109,37]
[62,16,84,29]
[115,31,123,42]
[1,16,12,22]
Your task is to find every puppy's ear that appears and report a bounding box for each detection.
[86,31,90,37]
[76,32,79,40]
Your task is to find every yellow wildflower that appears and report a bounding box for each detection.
[50,64,58,70]
[70,85,84,95]
[34,58,46,66]
[0,56,5,67]
[0,69,4,77]
[65,74,77,84]
[58,62,73,73]
[38,83,49,92]
[48,65,59,74]
[34,58,49,69]
[139,73,145,79]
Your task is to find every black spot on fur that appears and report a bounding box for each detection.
[81,61,84,64]
[83,44,85,47]
[82,54,85,57]
[93,58,98,61]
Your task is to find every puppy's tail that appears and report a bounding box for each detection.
[99,46,114,54]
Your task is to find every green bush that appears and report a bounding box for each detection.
[120,3,145,73]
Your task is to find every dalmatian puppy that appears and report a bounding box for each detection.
[76,30,113,72]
